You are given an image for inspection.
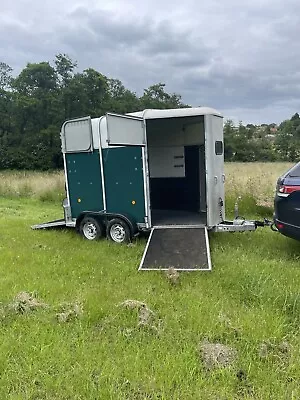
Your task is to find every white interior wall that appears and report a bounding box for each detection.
[147,118,204,178]
[147,119,204,147]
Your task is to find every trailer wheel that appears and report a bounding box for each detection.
[79,216,103,240]
[107,218,131,244]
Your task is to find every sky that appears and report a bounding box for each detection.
[1,0,300,124]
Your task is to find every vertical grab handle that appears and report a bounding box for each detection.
[222,174,226,183]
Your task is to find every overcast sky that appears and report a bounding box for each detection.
[1,0,299,124]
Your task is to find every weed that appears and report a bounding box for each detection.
[258,339,290,362]
[10,291,48,314]
[199,341,237,370]
[119,299,160,332]
[56,302,83,323]
[119,299,146,310]
[164,267,180,286]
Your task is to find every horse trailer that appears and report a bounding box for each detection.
[32,107,265,270]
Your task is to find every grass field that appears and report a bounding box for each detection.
[1,163,300,399]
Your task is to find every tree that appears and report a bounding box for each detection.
[0,62,14,136]
[55,53,77,87]
[13,62,57,95]
[140,83,187,109]
[1,54,300,170]
[275,115,300,161]
[80,68,108,116]
[106,78,140,114]
[0,62,13,90]
[12,62,59,134]
[223,119,236,160]
[61,68,108,119]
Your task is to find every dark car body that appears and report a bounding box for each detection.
[274,162,300,240]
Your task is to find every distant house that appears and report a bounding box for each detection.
[265,134,276,141]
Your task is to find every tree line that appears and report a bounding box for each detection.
[224,115,300,162]
[0,54,299,170]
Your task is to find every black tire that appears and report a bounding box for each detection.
[107,218,131,244]
[79,216,103,241]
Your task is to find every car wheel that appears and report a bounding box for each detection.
[107,218,131,243]
[79,216,103,240]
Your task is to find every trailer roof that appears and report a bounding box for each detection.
[127,107,222,120]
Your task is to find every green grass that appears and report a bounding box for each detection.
[1,196,300,399]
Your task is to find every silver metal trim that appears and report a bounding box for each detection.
[139,268,210,272]
[143,120,152,227]
[63,153,71,221]
[62,200,72,222]
[107,112,144,121]
[203,114,225,226]
[204,114,210,226]
[213,221,256,232]
[137,222,147,229]
[66,221,76,227]
[138,228,154,270]
[98,116,107,210]
[204,227,212,271]
[153,224,206,229]
[142,145,151,228]
[31,219,66,230]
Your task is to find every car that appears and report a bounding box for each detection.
[274,161,300,240]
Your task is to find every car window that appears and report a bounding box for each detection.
[287,162,300,177]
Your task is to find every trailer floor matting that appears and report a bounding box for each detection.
[151,209,206,226]
[139,227,211,271]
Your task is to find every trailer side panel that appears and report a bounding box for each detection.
[66,151,104,218]
[205,115,225,227]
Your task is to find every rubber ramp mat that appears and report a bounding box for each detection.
[139,227,211,271]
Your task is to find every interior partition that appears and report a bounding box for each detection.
[146,116,207,225]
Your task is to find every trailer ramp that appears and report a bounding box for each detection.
[31,219,66,230]
[139,227,211,271]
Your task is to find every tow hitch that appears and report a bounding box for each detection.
[214,196,272,233]
[214,218,271,233]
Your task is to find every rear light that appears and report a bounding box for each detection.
[276,222,284,230]
[278,185,300,194]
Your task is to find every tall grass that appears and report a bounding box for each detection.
[0,162,293,201]
[225,162,293,206]
[0,163,293,213]
[0,170,65,202]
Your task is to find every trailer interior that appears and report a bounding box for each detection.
[146,116,207,226]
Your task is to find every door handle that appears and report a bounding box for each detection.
[222,174,225,183]
[214,176,218,184]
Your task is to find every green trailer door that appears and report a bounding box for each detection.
[103,147,146,223]
[66,151,103,218]
[61,116,104,219]
[103,113,150,225]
